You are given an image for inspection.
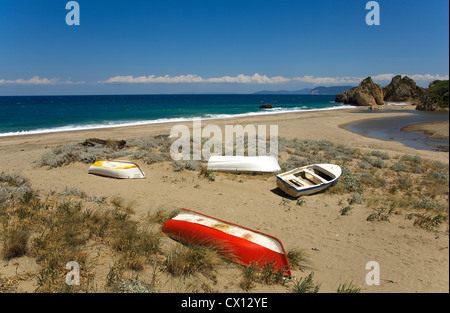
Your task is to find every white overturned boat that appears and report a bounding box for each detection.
[276,164,342,197]
[88,160,146,179]
[207,156,281,173]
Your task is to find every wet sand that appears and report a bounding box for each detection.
[402,120,449,141]
[345,109,449,151]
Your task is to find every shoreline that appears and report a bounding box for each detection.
[0,101,417,139]
[0,103,356,138]
[3,103,447,162]
[341,109,449,152]
[401,120,449,141]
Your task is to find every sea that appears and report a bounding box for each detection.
[0,94,348,137]
[1,94,448,152]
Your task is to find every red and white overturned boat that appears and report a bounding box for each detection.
[162,209,291,276]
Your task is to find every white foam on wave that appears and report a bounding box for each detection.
[203,105,355,120]
[0,104,356,137]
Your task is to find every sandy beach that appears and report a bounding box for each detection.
[1,104,449,293]
[402,121,450,141]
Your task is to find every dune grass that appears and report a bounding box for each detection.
[36,136,449,231]
[11,136,449,292]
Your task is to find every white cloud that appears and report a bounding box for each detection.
[104,73,448,86]
[0,76,86,85]
[292,73,449,86]
[105,74,204,83]
[291,75,362,85]
[405,73,449,82]
[3,73,447,87]
[370,73,450,83]
[104,73,291,84]
[206,73,291,84]
[0,76,58,85]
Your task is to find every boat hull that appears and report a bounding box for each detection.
[276,164,342,197]
[207,156,281,173]
[88,160,146,179]
[162,209,291,276]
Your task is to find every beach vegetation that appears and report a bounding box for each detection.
[286,248,311,271]
[1,225,30,260]
[337,281,362,293]
[340,206,353,216]
[172,160,202,172]
[105,262,125,288]
[116,278,156,293]
[342,170,365,194]
[411,197,446,212]
[358,160,372,170]
[259,262,286,286]
[395,176,413,191]
[164,244,221,279]
[370,150,390,160]
[359,155,384,169]
[411,212,448,231]
[290,272,321,293]
[239,264,258,291]
[37,143,133,169]
[0,173,169,292]
[239,262,287,291]
[366,208,392,222]
[401,154,423,165]
[430,170,449,181]
[372,158,384,169]
[390,162,410,172]
[62,187,107,203]
[426,80,449,109]
[147,209,179,225]
[0,172,35,207]
[348,192,364,205]
[8,133,450,292]
[199,166,215,182]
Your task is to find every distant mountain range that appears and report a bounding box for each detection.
[254,86,355,95]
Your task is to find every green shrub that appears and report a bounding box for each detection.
[291,272,321,293]
[337,281,361,293]
[390,162,409,172]
[340,206,353,216]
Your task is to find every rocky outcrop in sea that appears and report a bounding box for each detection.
[335,77,384,109]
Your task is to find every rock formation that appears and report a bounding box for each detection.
[383,75,425,103]
[259,103,274,109]
[416,80,449,111]
[335,77,384,108]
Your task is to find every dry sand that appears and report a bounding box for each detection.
[0,104,448,293]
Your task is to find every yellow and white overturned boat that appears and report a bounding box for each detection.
[88,160,146,179]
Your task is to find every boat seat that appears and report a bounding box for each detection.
[303,169,328,184]
[284,174,313,187]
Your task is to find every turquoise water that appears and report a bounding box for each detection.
[0,94,348,136]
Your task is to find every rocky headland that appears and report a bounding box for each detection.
[335,75,449,111]
[334,77,384,109]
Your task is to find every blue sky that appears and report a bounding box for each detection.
[0,0,448,95]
